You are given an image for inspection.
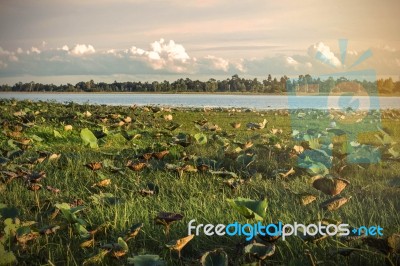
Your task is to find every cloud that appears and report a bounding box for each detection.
[128,39,191,72]
[286,56,298,66]
[0,46,18,63]
[70,44,95,55]
[0,60,7,69]
[0,40,398,83]
[308,42,342,68]
[204,55,229,72]
[383,45,396,52]
[31,47,41,54]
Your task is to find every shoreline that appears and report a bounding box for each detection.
[0,91,399,97]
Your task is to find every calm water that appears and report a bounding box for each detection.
[0,92,399,110]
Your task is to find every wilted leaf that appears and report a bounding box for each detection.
[244,243,275,260]
[230,122,241,129]
[362,237,391,254]
[312,176,350,196]
[27,183,42,191]
[48,153,61,160]
[46,186,60,194]
[155,212,183,225]
[82,250,109,265]
[92,179,111,188]
[293,145,304,154]
[28,171,46,183]
[200,248,228,266]
[125,223,144,241]
[223,178,244,190]
[246,119,267,130]
[40,225,61,235]
[298,193,317,206]
[85,162,102,171]
[166,234,194,257]
[279,167,295,179]
[152,150,169,160]
[16,226,39,245]
[64,125,73,131]
[126,161,147,171]
[320,196,351,211]
[80,238,95,248]
[388,233,400,254]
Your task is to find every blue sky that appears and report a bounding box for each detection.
[0,0,399,84]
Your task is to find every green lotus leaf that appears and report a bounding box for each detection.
[0,243,17,265]
[327,128,346,136]
[194,133,207,145]
[53,130,63,138]
[0,204,19,219]
[306,162,329,176]
[227,197,267,221]
[127,255,165,266]
[74,223,90,238]
[117,237,129,252]
[80,128,99,148]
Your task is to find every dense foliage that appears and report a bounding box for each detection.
[1,74,399,95]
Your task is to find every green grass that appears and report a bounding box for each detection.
[0,99,399,265]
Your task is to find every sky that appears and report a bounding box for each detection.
[0,0,399,85]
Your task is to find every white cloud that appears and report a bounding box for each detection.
[286,56,298,66]
[0,40,398,82]
[383,45,396,52]
[70,44,95,55]
[0,47,10,56]
[205,55,229,72]
[234,60,246,72]
[0,60,7,69]
[128,39,192,72]
[31,47,41,54]
[0,47,18,62]
[8,54,18,62]
[308,42,341,68]
[347,50,358,56]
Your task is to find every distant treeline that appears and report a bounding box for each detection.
[1,74,399,94]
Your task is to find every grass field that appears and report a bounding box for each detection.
[0,99,399,266]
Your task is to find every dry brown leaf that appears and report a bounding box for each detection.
[93,179,111,188]
[279,167,295,178]
[126,161,147,171]
[85,162,102,171]
[313,176,350,196]
[80,238,95,248]
[320,196,351,211]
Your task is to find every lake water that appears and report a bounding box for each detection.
[0,92,399,110]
